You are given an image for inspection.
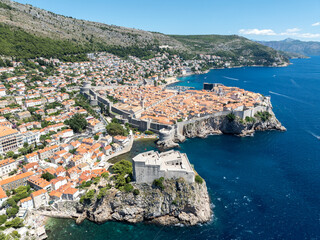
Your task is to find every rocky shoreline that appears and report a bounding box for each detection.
[41,178,212,226]
[157,109,286,149]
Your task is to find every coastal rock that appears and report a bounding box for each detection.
[71,178,212,226]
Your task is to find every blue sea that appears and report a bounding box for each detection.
[46,57,320,240]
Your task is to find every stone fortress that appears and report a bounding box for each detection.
[132,150,195,183]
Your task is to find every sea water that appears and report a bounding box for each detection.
[46,57,320,240]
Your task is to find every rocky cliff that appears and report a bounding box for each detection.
[53,178,212,226]
[183,110,286,138]
[157,110,286,149]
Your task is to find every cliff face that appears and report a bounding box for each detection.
[183,110,286,138]
[71,178,212,226]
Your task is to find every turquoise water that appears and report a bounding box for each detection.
[47,57,320,239]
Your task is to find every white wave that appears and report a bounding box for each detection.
[223,76,239,81]
[307,131,320,140]
[269,91,311,105]
[290,79,300,87]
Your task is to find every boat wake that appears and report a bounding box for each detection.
[290,79,300,88]
[269,91,311,105]
[307,131,320,140]
[223,76,239,81]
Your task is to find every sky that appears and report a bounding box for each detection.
[14,0,320,41]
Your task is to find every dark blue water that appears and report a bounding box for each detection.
[47,57,320,240]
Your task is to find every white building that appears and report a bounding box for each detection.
[22,131,40,145]
[0,158,17,178]
[133,150,195,183]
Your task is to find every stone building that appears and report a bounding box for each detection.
[0,126,23,154]
[132,150,195,183]
[0,171,34,190]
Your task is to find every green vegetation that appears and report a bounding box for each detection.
[195,175,204,184]
[94,135,99,140]
[79,189,96,203]
[255,111,272,122]
[101,172,109,179]
[0,2,12,10]
[0,215,7,225]
[111,160,133,190]
[144,130,154,135]
[133,189,140,196]
[112,160,132,176]
[0,24,90,60]
[4,217,24,228]
[245,116,256,123]
[153,177,165,190]
[64,113,88,133]
[2,186,33,218]
[41,172,56,181]
[79,180,93,189]
[106,122,128,136]
[226,113,236,122]
[76,94,99,119]
[123,183,134,193]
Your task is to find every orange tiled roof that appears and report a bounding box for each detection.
[31,189,47,198]
[0,172,34,186]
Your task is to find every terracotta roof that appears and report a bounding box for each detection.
[20,196,32,203]
[0,126,19,137]
[31,189,47,198]
[0,158,15,167]
[28,176,50,188]
[0,186,7,199]
[63,187,78,195]
[49,190,62,198]
[0,172,34,186]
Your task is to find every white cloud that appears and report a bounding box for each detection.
[239,27,320,39]
[285,28,301,33]
[299,33,320,38]
[239,28,276,35]
[312,22,320,26]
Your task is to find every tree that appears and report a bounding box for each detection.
[112,160,132,176]
[5,217,24,228]
[106,123,128,136]
[64,113,88,133]
[41,172,56,181]
[94,135,99,141]
[0,215,7,225]
[226,113,236,122]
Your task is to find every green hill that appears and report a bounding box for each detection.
[0,0,289,66]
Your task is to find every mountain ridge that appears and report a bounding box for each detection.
[0,0,288,66]
[259,38,320,56]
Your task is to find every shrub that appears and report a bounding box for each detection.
[41,172,56,181]
[195,175,204,184]
[172,199,177,205]
[245,116,256,123]
[144,130,154,135]
[0,215,7,225]
[5,217,24,228]
[97,187,108,200]
[226,113,236,122]
[106,122,128,136]
[255,111,272,122]
[123,183,133,193]
[133,189,140,196]
[112,160,132,176]
[79,189,96,203]
[101,172,109,179]
[94,135,99,141]
[153,177,165,190]
[6,207,19,218]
